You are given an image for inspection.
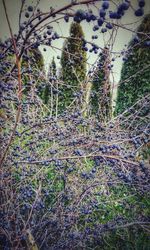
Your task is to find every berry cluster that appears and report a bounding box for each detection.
[0,1,149,249]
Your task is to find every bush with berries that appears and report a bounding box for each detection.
[0,0,150,249]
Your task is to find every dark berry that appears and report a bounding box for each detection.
[27,6,33,12]
[106,23,113,29]
[133,36,140,43]
[135,8,144,16]
[109,12,118,19]
[99,9,106,18]
[138,0,145,8]
[93,25,99,31]
[64,14,69,22]
[102,2,109,10]
[25,12,30,18]
[101,28,107,33]
[97,18,104,26]
[119,2,129,11]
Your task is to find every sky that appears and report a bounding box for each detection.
[0,0,150,88]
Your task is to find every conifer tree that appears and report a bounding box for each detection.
[60,22,87,111]
[51,57,57,77]
[43,57,57,109]
[115,14,150,115]
[21,47,45,96]
[91,48,112,122]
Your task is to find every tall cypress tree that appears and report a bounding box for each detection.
[21,48,46,122]
[60,22,87,111]
[43,57,57,108]
[51,57,57,77]
[91,48,112,122]
[21,47,45,95]
[115,14,150,115]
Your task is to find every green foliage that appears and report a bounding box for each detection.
[42,57,57,105]
[115,14,150,115]
[51,57,57,76]
[60,22,87,111]
[101,227,150,250]
[21,47,45,96]
[77,182,150,249]
[91,48,112,122]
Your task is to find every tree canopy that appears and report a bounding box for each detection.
[91,48,112,122]
[60,22,87,112]
[115,14,150,115]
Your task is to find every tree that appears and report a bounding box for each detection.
[21,47,45,96]
[60,22,87,112]
[115,14,150,115]
[20,47,46,122]
[42,57,58,116]
[43,57,57,105]
[91,47,112,122]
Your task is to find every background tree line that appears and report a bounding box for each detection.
[19,14,150,122]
